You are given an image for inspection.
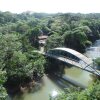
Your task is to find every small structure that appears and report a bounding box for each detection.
[38,35,48,46]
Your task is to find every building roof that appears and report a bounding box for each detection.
[38,35,48,40]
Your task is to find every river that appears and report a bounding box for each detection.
[85,39,100,59]
[13,40,100,100]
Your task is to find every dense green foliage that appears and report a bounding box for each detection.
[0,70,7,100]
[45,14,100,52]
[0,33,46,98]
[0,11,47,98]
[45,32,64,51]
[55,82,100,100]
[0,12,100,52]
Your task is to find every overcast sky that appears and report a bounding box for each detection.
[0,0,100,13]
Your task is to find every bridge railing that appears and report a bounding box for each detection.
[46,53,92,66]
[61,56,100,76]
[83,63,100,76]
[46,53,79,62]
[45,53,100,76]
[46,53,81,66]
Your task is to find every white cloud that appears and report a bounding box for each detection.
[0,0,100,13]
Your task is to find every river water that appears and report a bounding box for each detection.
[13,40,100,100]
[85,39,100,59]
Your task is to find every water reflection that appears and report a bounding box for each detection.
[64,67,93,87]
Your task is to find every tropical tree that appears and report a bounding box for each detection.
[0,70,7,100]
[63,28,91,52]
[0,33,22,70]
[45,33,64,51]
[29,27,41,48]
[16,22,30,34]
[55,82,100,100]
[94,57,100,70]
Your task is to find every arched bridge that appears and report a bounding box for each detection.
[36,47,100,76]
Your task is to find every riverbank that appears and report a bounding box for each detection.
[4,74,44,98]
[12,75,62,100]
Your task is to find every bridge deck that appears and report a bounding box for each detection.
[33,50,100,76]
[45,53,100,76]
[54,48,92,65]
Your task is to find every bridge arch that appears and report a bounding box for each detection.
[44,47,100,76]
[47,49,80,62]
[47,47,92,65]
